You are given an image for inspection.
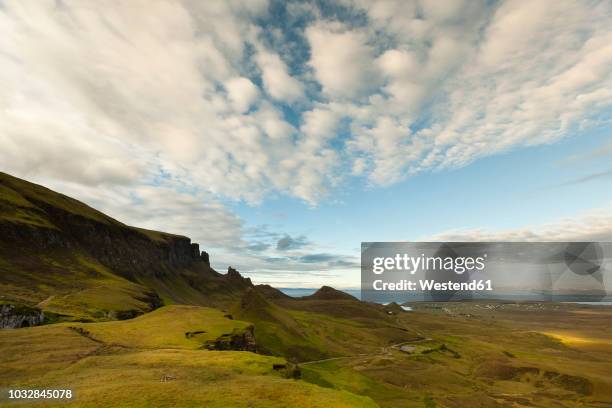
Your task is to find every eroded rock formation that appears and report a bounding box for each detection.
[0,304,44,329]
[204,325,257,352]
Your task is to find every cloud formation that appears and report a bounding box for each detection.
[1,0,611,286]
[2,0,610,205]
[427,205,612,242]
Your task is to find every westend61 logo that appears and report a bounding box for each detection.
[361,242,611,304]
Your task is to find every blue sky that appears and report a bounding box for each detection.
[230,124,612,286]
[1,0,611,288]
[235,126,612,248]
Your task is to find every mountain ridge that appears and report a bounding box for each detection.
[0,172,252,321]
[0,172,357,328]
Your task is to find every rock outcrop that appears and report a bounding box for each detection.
[0,220,207,279]
[0,304,44,329]
[227,267,253,286]
[204,325,257,352]
[201,251,210,265]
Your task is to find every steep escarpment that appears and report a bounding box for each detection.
[0,172,251,320]
[0,172,209,279]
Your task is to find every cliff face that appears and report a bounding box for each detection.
[0,304,44,328]
[0,172,251,319]
[0,217,203,278]
[0,172,208,279]
[227,267,253,286]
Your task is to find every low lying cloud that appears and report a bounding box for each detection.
[427,205,612,242]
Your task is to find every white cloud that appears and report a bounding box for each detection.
[427,205,612,242]
[420,1,612,173]
[225,77,259,113]
[1,0,612,288]
[377,49,419,79]
[334,0,612,186]
[2,0,611,204]
[300,108,339,145]
[255,50,304,102]
[0,0,334,204]
[305,23,378,99]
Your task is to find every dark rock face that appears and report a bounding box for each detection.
[227,267,252,286]
[0,199,208,279]
[201,251,210,265]
[1,304,44,329]
[190,243,200,260]
[204,325,257,352]
[0,173,255,314]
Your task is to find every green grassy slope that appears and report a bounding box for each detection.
[231,287,423,362]
[4,299,611,407]
[228,287,612,407]
[0,247,158,320]
[66,305,252,349]
[296,302,612,407]
[0,305,377,407]
[0,175,117,228]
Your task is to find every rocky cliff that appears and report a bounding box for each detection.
[0,172,208,279]
[0,304,44,328]
[0,172,252,319]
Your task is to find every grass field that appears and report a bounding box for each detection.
[230,287,420,362]
[0,305,377,407]
[293,301,612,407]
[2,298,612,407]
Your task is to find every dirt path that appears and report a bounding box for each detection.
[36,295,55,308]
[300,338,427,366]
[301,354,372,366]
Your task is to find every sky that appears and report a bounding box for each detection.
[1,0,611,288]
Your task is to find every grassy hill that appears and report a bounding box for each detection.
[0,305,376,407]
[0,172,251,321]
[231,287,421,362]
